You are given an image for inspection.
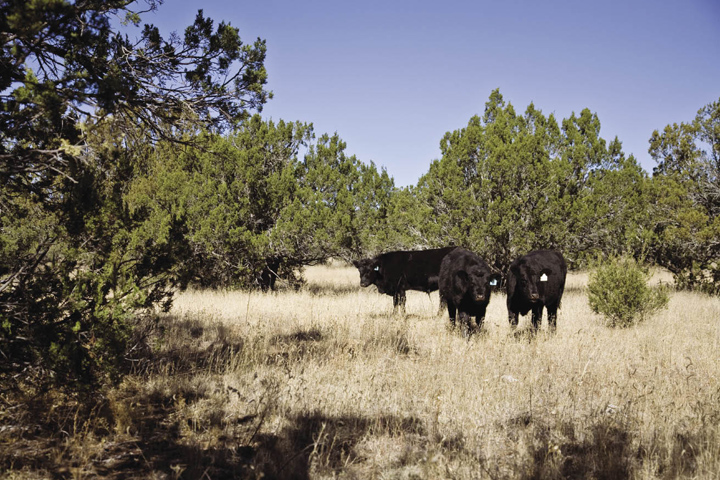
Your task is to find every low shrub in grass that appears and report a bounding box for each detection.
[587,257,669,327]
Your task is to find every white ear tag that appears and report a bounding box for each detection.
[374,266,380,272]
[490,279,498,286]
[540,273,548,282]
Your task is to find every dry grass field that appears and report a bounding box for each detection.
[2,263,720,479]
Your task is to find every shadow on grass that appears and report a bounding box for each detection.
[132,315,245,376]
[252,411,426,479]
[77,410,425,479]
[501,414,637,480]
[264,327,333,367]
[362,326,419,356]
[0,317,424,479]
[0,386,255,479]
[84,386,261,479]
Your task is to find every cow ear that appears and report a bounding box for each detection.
[352,260,360,268]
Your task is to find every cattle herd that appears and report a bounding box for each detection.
[353,246,567,336]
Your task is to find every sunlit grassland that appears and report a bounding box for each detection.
[2,264,719,479]
[161,264,720,479]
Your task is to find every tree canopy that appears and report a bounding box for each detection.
[649,99,720,292]
[390,90,650,276]
[129,120,395,291]
[0,0,271,387]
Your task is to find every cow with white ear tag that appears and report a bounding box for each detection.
[506,250,567,332]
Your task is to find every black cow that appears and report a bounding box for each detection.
[506,250,567,332]
[352,246,457,312]
[439,248,501,335]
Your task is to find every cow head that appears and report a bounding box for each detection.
[352,258,382,288]
[455,266,502,303]
[514,263,553,302]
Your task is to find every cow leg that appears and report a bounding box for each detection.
[531,305,543,330]
[438,295,448,316]
[447,301,457,328]
[508,311,519,329]
[393,290,407,315]
[547,304,558,333]
[458,311,471,338]
[475,306,487,332]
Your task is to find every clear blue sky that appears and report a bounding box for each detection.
[149,0,720,187]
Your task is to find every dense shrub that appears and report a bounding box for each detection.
[587,257,669,327]
[0,1,270,389]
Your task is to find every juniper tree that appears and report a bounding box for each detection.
[0,0,270,387]
[649,98,720,292]
[408,90,651,275]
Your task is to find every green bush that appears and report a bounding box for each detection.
[587,257,669,327]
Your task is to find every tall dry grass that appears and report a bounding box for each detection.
[1,263,718,479]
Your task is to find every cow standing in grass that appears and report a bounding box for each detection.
[506,250,567,332]
[353,246,457,313]
[439,248,501,336]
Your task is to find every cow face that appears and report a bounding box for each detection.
[457,267,501,303]
[352,258,382,288]
[515,263,553,302]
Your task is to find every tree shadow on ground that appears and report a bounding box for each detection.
[130,315,246,376]
[502,413,639,480]
[57,409,425,479]
[252,411,426,480]
[264,326,339,367]
[0,386,258,479]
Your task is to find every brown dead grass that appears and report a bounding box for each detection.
[1,263,719,479]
